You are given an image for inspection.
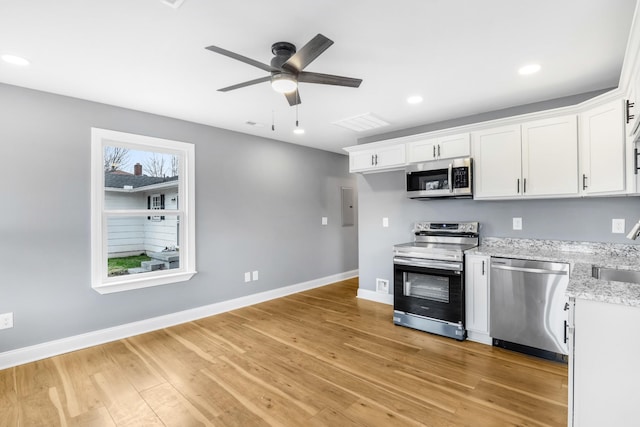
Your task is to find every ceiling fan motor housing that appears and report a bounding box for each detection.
[270,42,297,71]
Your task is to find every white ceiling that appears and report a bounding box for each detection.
[0,0,636,153]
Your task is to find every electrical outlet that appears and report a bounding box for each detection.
[513,217,523,230]
[244,272,251,282]
[321,217,328,225]
[612,218,626,234]
[252,270,259,281]
[0,312,13,330]
[376,278,389,294]
[382,217,389,228]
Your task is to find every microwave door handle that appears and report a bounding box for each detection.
[448,163,453,193]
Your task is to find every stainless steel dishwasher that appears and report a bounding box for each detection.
[490,257,569,361]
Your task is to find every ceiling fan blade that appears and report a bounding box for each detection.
[282,34,333,72]
[284,90,301,106]
[205,45,277,73]
[218,76,271,92]
[298,71,362,88]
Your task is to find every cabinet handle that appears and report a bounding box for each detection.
[517,178,520,194]
[433,146,436,158]
[482,260,485,275]
[523,178,527,194]
[582,174,588,190]
[371,155,375,166]
[564,320,568,344]
[375,154,378,165]
[437,144,441,158]
[627,100,635,124]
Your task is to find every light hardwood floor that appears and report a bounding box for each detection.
[0,278,568,426]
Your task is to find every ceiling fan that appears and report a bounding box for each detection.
[205,34,362,106]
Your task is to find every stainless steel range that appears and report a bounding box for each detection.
[393,221,479,341]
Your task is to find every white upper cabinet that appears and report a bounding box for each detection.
[473,116,579,199]
[626,64,640,138]
[349,144,406,173]
[580,100,625,195]
[522,115,579,197]
[407,133,470,163]
[472,125,522,198]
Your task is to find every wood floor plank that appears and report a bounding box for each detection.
[0,367,17,408]
[0,278,568,426]
[101,340,166,393]
[92,370,163,426]
[140,382,213,427]
[0,405,19,427]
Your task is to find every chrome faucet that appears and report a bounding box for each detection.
[627,220,640,240]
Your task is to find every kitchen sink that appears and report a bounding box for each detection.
[592,266,640,284]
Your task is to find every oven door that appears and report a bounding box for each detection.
[393,257,464,325]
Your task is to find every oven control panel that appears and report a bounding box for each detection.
[414,221,478,234]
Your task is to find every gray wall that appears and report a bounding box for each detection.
[0,83,357,353]
[358,170,640,293]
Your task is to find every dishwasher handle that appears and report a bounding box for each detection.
[491,264,568,275]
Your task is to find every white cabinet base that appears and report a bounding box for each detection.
[467,330,492,345]
[572,298,640,426]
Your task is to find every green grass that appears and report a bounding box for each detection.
[108,254,151,276]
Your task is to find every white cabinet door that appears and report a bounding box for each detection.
[350,150,378,171]
[407,138,438,163]
[522,115,579,197]
[376,144,406,169]
[472,125,522,198]
[465,255,490,338]
[572,298,640,427]
[349,144,406,173]
[438,133,471,159]
[580,100,625,195]
[407,133,470,163]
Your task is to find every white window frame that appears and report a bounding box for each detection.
[91,128,196,294]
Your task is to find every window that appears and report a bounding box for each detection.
[91,128,196,294]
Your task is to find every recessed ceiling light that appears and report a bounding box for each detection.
[407,95,423,104]
[518,63,541,75]
[293,128,305,135]
[1,54,30,66]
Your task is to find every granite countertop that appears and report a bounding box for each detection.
[466,237,640,307]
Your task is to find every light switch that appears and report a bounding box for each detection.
[252,270,259,281]
[321,217,328,225]
[244,272,251,282]
[382,217,389,228]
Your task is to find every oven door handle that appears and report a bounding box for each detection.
[394,257,462,272]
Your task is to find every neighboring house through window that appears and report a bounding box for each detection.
[91,128,196,294]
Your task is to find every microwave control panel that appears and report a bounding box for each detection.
[452,167,470,189]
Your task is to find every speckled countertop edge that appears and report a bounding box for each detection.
[465,237,640,307]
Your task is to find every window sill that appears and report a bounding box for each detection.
[92,270,197,294]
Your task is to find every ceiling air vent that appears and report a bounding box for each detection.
[332,113,390,132]
[161,0,185,9]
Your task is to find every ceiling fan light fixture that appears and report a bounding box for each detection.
[271,73,298,93]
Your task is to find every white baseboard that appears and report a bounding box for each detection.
[0,269,358,370]
[357,287,393,305]
[467,330,493,346]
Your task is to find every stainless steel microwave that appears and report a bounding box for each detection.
[406,157,473,199]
